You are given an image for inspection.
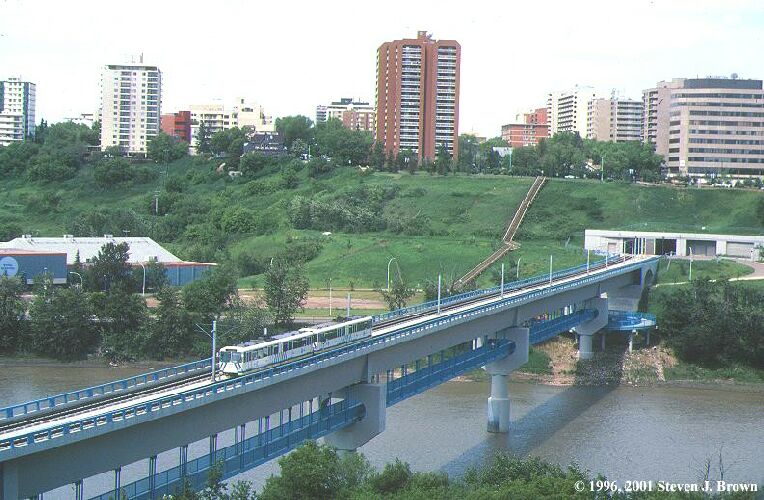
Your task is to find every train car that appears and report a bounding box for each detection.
[218,316,373,376]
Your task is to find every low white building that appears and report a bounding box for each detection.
[585,229,764,258]
[0,235,182,265]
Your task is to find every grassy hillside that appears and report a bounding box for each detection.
[1,158,762,289]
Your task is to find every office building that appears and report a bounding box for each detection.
[644,76,764,177]
[316,98,376,132]
[233,98,274,132]
[0,77,36,146]
[546,86,596,137]
[160,111,192,143]
[501,108,549,148]
[100,61,162,154]
[376,31,460,161]
[587,96,643,142]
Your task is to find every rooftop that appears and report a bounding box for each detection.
[0,236,182,265]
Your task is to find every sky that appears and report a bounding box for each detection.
[1,0,763,137]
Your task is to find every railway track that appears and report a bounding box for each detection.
[0,255,630,440]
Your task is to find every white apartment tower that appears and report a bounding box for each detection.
[547,86,596,137]
[100,61,162,154]
[0,77,36,146]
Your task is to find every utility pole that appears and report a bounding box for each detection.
[500,262,505,298]
[549,255,553,284]
[437,273,442,314]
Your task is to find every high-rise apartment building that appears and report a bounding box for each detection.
[376,31,460,161]
[644,76,764,177]
[546,86,596,137]
[0,77,36,146]
[160,111,192,143]
[587,96,643,142]
[501,107,549,148]
[316,98,376,132]
[100,62,162,154]
[642,81,675,157]
[189,99,274,153]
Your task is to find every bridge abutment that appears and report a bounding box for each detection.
[324,382,386,453]
[575,298,608,360]
[484,327,529,433]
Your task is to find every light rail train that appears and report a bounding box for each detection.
[218,316,373,375]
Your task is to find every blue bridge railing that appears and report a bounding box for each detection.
[374,253,618,323]
[607,311,657,331]
[387,339,514,406]
[527,309,597,345]
[89,399,365,500]
[0,358,213,422]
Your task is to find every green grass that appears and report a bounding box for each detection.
[3,162,763,290]
[664,361,764,383]
[522,347,552,375]
[655,257,754,284]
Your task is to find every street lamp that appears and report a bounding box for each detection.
[138,262,146,296]
[601,155,605,182]
[69,271,83,289]
[195,320,218,383]
[516,257,522,279]
[386,258,397,291]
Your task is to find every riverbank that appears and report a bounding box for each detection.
[0,355,184,370]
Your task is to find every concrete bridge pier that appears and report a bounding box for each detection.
[575,298,608,360]
[1,461,19,500]
[324,382,386,454]
[484,327,529,433]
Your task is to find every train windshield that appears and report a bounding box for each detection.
[220,351,241,363]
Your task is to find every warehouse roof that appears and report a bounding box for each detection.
[0,236,182,265]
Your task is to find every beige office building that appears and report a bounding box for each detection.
[189,99,274,153]
[100,62,161,154]
[547,86,596,137]
[587,97,643,142]
[644,77,764,177]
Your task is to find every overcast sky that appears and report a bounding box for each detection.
[1,0,763,136]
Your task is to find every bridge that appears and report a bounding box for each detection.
[0,254,658,500]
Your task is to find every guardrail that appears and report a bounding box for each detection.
[375,253,623,323]
[0,358,214,422]
[0,255,658,454]
[607,311,657,331]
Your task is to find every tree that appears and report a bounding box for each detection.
[91,290,149,361]
[147,286,193,359]
[147,131,188,164]
[93,157,134,187]
[458,134,480,172]
[195,121,212,155]
[182,266,239,322]
[263,258,309,326]
[259,441,344,500]
[0,276,26,353]
[28,276,97,360]
[378,275,415,311]
[435,144,452,175]
[275,115,314,149]
[86,242,133,292]
[370,142,386,170]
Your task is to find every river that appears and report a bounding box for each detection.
[1,364,762,497]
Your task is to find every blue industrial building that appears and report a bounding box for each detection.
[0,249,68,284]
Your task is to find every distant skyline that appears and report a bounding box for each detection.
[1,0,763,137]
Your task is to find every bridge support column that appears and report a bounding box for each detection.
[484,327,529,434]
[74,480,83,500]
[575,298,608,360]
[324,382,386,454]
[209,434,218,461]
[629,330,635,353]
[1,461,19,500]
[148,455,157,499]
[601,331,606,351]
[179,445,188,477]
[645,330,650,346]
[113,467,121,497]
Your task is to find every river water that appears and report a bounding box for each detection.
[1,365,762,497]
